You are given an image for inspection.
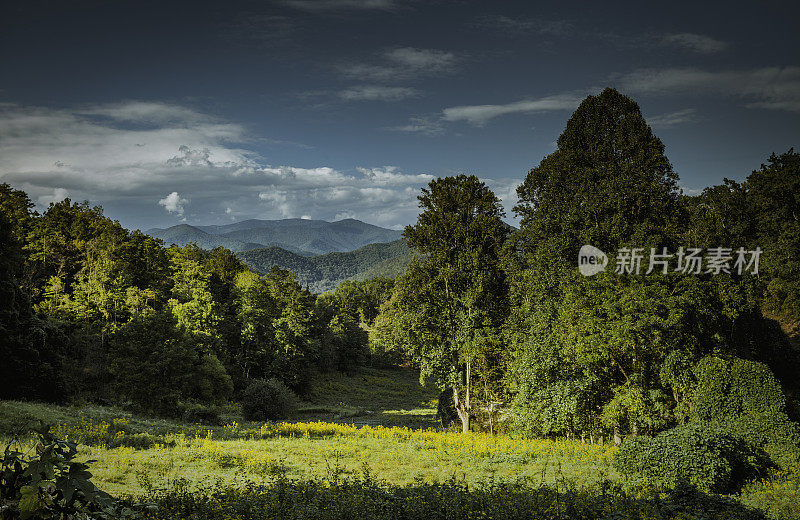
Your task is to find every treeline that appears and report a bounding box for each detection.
[371,89,800,459]
[0,191,394,416]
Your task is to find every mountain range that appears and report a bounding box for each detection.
[237,239,412,293]
[146,218,403,255]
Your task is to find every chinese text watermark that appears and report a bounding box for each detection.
[578,245,761,277]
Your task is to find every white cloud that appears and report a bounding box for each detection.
[258,191,293,217]
[357,166,433,184]
[387,116,445,136]
[647,108,698,129]
[334,210,356,220]
[77,101,210,125]
[167,145,214,167]
[282,0,399,11]
[37,187,69,206]
[0,101,435,229]
[430,65,800,132]
[0,102,251,189]
[341,47,458,81]
[475,15,727,57]
[158,191,188,215]
[661,33,728,54]
[475,15,574,37]
[338,85,420,101]
[385,47,455,70]
[619,66,800,112]
[442,92,584,126]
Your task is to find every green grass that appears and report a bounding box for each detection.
[0,367,439,439]
[296,366,439,428]
[2,367,799,520]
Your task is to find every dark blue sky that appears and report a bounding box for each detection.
[2,0,798,230]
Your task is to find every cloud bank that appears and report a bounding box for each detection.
[0,101,438,230]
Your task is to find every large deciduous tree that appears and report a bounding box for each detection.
[395,174,509,433]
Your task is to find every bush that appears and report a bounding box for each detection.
[108,432,158,450]
[613,423,772,493]
[148,478,770,520]
[692,356,785,420]
[242,379,298,421]
[181,402,222,425]
[690,355,800,468]
[109,313,233,414]
[720,413,800,469]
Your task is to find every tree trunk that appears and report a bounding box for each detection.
[452,362,471,434]
[453,387,470,433]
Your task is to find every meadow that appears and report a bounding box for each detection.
[2,368,798,520]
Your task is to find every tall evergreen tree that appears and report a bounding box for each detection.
[506,88,756,439]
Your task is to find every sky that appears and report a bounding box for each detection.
[1,0,798,231]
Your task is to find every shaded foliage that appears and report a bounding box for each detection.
[147,477,769,520]
[241,378,298,421]
[614,423,772,494]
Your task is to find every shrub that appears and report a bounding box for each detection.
[181,403,222,425]
[692,356,785,420]
[108,432,158,450]
[690,356,800,468]
[148,478,770,520]
[720,413,800,469]
[242,379,298,421]
[109,313,235,415]
[613,423,772,493]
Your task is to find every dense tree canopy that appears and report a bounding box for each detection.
[0,185,379,412]
[501,89,797,442]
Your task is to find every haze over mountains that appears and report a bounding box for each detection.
[239,239,412,293]
[146,218,411,292]
[147,218,403,255]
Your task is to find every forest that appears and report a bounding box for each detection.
[2,88,800,519]
[237,238,411,292]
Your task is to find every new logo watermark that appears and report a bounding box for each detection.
[578,246,761,276]
[578,245,609,276]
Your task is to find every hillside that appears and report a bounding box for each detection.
[147,218,402,254]
[238,239,412,292]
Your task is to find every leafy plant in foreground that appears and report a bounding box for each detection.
[0,425,142,519]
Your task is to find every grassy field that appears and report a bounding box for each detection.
[295,366,440,429]
[1,367,798,519]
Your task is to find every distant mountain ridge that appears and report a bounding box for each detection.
[238,239,413,293]
[147,218,403,254]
